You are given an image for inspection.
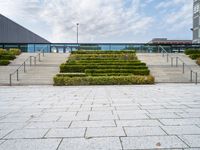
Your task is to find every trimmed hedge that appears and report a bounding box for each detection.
[0,60,10,66]
[0,54,16,60]
[85,69,150,75]
[189,54,200,60]
[56,73,87,77]
[185,49,200,55]
[197,58,200,65]
[54,75,155,86]
[9,48,21,55]
[72,50,136,54]
[60,64,148,72]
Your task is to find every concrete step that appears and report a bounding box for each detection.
[137,53,200,83]
[10,53,69,85]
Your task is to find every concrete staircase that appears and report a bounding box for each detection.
[0,53,69,85]
[137,53,200,83]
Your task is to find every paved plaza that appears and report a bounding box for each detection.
[0,84,200,150]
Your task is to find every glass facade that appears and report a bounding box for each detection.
[0,43,200,53]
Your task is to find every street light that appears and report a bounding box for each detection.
[76,23,79,44]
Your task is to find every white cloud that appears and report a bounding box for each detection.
[156,0,192,34]
[0,0,154,42]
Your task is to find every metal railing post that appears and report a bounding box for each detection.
[196,72,198,85]
[9,74,12,86]
[190,70,193,82]
[17,69,19,81]
[30,56,32,66]
[182,63,185,74]
[39,53,41,62]
[171,57,173,67]
[176,57,178,67]
[24,62,26,73]
[167,54,169,62]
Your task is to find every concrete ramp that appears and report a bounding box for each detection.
[137,53,200,83]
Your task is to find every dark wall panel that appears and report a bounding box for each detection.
[0,14,50,43]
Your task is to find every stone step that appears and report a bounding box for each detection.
[137,53,200,83]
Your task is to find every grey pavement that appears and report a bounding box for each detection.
[0,84,200,149]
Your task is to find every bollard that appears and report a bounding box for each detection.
[176,57,178,67]
[182,63,185,74]
[190,70,193,82]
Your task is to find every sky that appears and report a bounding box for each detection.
[0,0,193,43]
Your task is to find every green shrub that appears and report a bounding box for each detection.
[85,69,150,75]
[0,54,16,60]
[69,53,138,61]
[189,54,200,60]
[0,60,10,65]
[72,50,136,54]
[86,73,136,76]
[0,49,8,55]
[185,49,200,55]
[60,64,148,73]
[54,75,154,86]
[197,58,200,65]
[67,60,145,66]
[56,73,87,77]
[9,48,21,55]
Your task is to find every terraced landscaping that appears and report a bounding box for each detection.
[54,50,154,85]
[0,48,21,66]
[185,49,200,65]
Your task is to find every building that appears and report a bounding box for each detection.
[148,38,192,44]
[193,0,200,43]
[0,14,50,44]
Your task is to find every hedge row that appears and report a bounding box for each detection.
[197,58,200,65]
[0,60,10,66]
[0,49,21,66]
[189,54,200,60]
[185,49,200,55]
[68,60,143,64]
[60,64,147,72]
[54,75,155,86]
[72,50,136,54]
[85,69,150,75]
[0,55,16,60]
[56,73,87,77]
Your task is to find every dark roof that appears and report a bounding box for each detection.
[0,14,50,43]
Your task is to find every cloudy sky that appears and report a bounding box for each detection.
[0,0,193,43]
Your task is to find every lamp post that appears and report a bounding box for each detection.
[76,23,79,44]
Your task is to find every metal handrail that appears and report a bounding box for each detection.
[159,45,198,84]
[9,51,44,86]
